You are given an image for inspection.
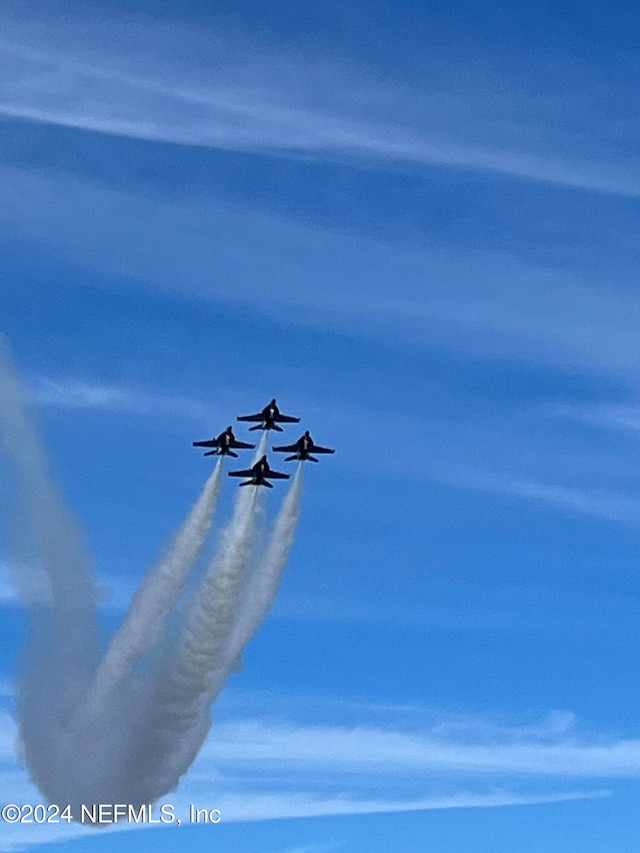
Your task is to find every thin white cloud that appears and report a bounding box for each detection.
[31,379,132,411]
[458,473,640,527]
[0,787,610,853]
[30,376,215,422]
[269,843,344,853]
[273,581,639,636]
[25,370,640,530]
[552,403,640,435]
[0,8,639,196]
[2,163,639,384]
[210,789,609,822]
[20,372,640,528]
[0,703,618,851]
[4,544,635,638]
[203,717,640,779]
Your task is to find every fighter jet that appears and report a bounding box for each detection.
[228,454,290,488]
[192,426,256,458]
[273,430,335,462]
[237,398,300,432]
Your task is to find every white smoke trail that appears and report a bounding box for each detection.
[167,435,268,703]
[0,340,99,681]
[1,358,307,812]
[0,340,100,805]
[79,459,224,715]
[216,464,304,690]
[121,435,268,799]
[252,432,269,463]
[174,490,260,695]
[141,456,304,794]
[131,454,304,798]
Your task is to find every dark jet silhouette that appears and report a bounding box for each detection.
[273,430,335,462]
[237,398,300,432]
[228,454,291,488]
[192,426,255,458]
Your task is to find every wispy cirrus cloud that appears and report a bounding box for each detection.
[4,541,636,639]
[203,716,640,780]
[1,4,640,196]
[552,402,640,435]
[30,376,215,422]
[0,786,609,853]
[2,162,640,384]
[459,473,640,527]
[206,789,608,823]
[25,373,640,528]
[0,703,615,851]
[270,843,345,853]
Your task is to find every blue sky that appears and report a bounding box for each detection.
[2,0,640,850]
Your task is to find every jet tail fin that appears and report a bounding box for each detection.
[285,453,299,462]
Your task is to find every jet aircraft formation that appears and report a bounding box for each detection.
[192,398,335,487]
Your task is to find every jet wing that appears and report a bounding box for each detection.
[273,414,300,423]
[229,469,255,478]
[230,440,256,449]
[237,413,264,423]
[310,445,335,454]
[272,443,298,453]
[193,439,218,448]
[239,478,273,488]
[266,470,290,480]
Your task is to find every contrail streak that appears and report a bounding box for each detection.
[170,436,268,701]
[0,340,99,685]
[121,436,267,800]
[80,459,224,715]
[217,464,304,690]
[1,355,307,814]
[174,488,260,698]
[137,458,304,798]
[0,340,100,805]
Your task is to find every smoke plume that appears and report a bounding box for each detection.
[0,346,305,816]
